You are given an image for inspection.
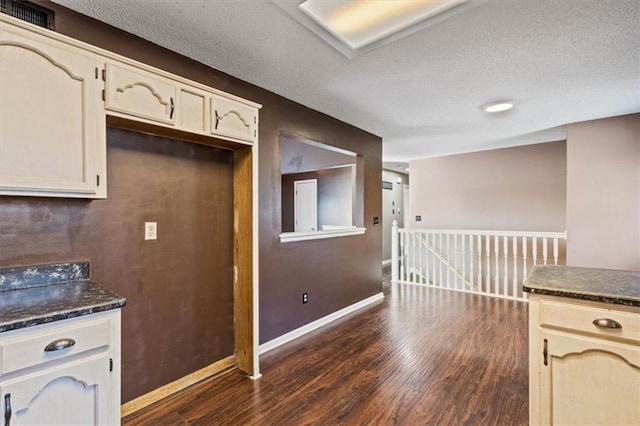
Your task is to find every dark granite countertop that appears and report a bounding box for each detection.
[0,262,126,333]
[523,265,640,307]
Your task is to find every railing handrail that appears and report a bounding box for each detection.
[398,228,566,239]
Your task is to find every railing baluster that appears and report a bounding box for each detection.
[485,235,491,294]
[494,235,500,296]
[424,233,428,284]
[512,236,518,298]
[503,235,508,297]
[477,235,482,292]
[461,234,466,291]
[431,233,435,285]
[469,234,474,290]
[553,238,559,266]
[418,233,423,284]
[445,234,451,288]
[438,233,444,287]
[412,232,417,283]
[400,231,405,282]
[543,237,548,265]
[532,237,538,266]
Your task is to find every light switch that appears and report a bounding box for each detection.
[145,222,157,240]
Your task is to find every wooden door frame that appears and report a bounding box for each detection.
[106,116,259,378]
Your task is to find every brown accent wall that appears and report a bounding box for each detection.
[0,128,235,403]
[408,141,567,232]
[1,0,383,400]
[566,113,640,271]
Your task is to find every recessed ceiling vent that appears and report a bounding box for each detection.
[0,0,54,30]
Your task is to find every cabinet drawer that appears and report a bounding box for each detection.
[540,300,640,343]
[105,62,177,125]
[0,317,111,375]
[211,95,256,142]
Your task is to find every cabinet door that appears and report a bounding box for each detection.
[0,20,103,197]
[211,95,256,143]
[537,330,640,425]
[0,353,109,425]
[105,62,177,125]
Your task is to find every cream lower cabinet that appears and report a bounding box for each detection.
[529,295,640,425]
[0,15,105,198]
[0,310,121,426]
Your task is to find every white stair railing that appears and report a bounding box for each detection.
[391,221,567,301]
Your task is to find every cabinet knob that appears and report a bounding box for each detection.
[592,318,623,329]
[44,338,76,352]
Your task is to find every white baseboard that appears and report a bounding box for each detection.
[259,292,385,355]
[382,259,392,266]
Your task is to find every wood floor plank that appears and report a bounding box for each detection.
[123,268,528,425]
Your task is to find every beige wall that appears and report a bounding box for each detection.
[566,114,640,271]
[408,141,567,232]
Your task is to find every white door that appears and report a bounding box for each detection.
[294,179,317,232]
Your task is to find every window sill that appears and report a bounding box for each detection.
[279,227,366,243]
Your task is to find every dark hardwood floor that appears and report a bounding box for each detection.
[123,268,528,425]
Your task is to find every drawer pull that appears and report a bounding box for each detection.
[44,338,76,352]
[592,318,622,329]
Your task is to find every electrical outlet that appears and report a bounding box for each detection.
[302,292,309,304]
[145,222,157,240]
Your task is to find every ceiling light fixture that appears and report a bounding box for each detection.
[484,101,514,113]
[299,0,469,51]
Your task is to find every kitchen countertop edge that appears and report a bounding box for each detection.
[0,280,127,333]
[523,265,640,308]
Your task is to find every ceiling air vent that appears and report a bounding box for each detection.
[0,0,54,30]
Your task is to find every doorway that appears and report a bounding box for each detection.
[294,179,318,231]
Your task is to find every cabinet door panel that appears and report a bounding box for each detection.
[211,95,256,142]
[540,330,640,425]
[179,88,207,133]
[105,62,176,125]
[0,22,99,196]
[0,353,108,425]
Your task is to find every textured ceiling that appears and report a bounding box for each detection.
[52,0,640,161]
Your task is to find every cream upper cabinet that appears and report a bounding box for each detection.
[0,14,260,200]
[104,61,177,125]
[211,94,257,143]
[529,295,640,425]
[0,17,105,198]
